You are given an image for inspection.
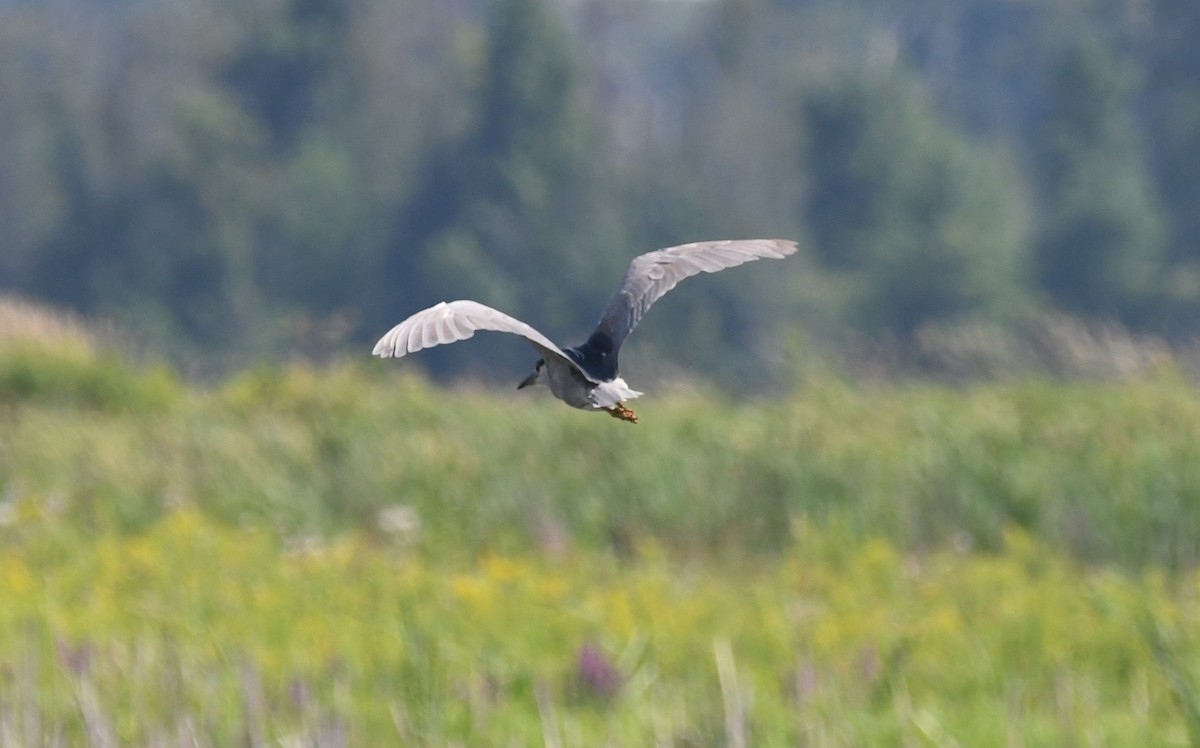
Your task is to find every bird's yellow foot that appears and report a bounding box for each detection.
[608,403,638,424]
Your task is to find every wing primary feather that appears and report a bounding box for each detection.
[442,314,464,341]
[419,319,437,351]
[387,325,405,356]
[402,321,418,353]
[434,314,454,345]
[400,322,418,354]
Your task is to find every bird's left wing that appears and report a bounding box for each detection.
[373,300,598,381]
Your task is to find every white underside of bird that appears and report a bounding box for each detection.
[536,357,642,410]
[373,239,797,423]
[587,378,643,409]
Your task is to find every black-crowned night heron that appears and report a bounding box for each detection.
[373,239,797,423]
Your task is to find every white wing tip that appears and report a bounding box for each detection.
[756,238,799,257]
[371,301,477,359]
[676,238,797,259]
[372,334,398,358]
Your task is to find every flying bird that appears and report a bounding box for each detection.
[373,239,797,423]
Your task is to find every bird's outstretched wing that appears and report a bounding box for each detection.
[373,300,598,381]
[594,239,797,352]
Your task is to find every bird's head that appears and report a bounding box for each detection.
[517,358,546,390]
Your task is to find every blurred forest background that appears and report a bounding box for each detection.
[3,0,1199,384]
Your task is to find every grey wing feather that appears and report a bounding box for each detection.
[373,300,595,380]
[594,239,798,351]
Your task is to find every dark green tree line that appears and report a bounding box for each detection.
[2,0,1200,380]
[802,72,1029,335]
[1029,36,1165,324]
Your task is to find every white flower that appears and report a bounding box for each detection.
[377,505,421,539]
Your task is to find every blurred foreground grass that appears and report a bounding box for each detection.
[3,510,1197,745]
[5,345,1200,568]
[2,346,1200,744]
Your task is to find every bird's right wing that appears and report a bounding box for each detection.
[594,239,798,352]
[373,300,597,381]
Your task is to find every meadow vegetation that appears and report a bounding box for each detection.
[2,342,1200,744]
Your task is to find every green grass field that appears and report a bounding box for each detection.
[2,346,1200,745]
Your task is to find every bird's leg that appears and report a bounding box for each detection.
[607,402,638,424]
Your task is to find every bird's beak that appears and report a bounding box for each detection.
[517,372,538,390]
